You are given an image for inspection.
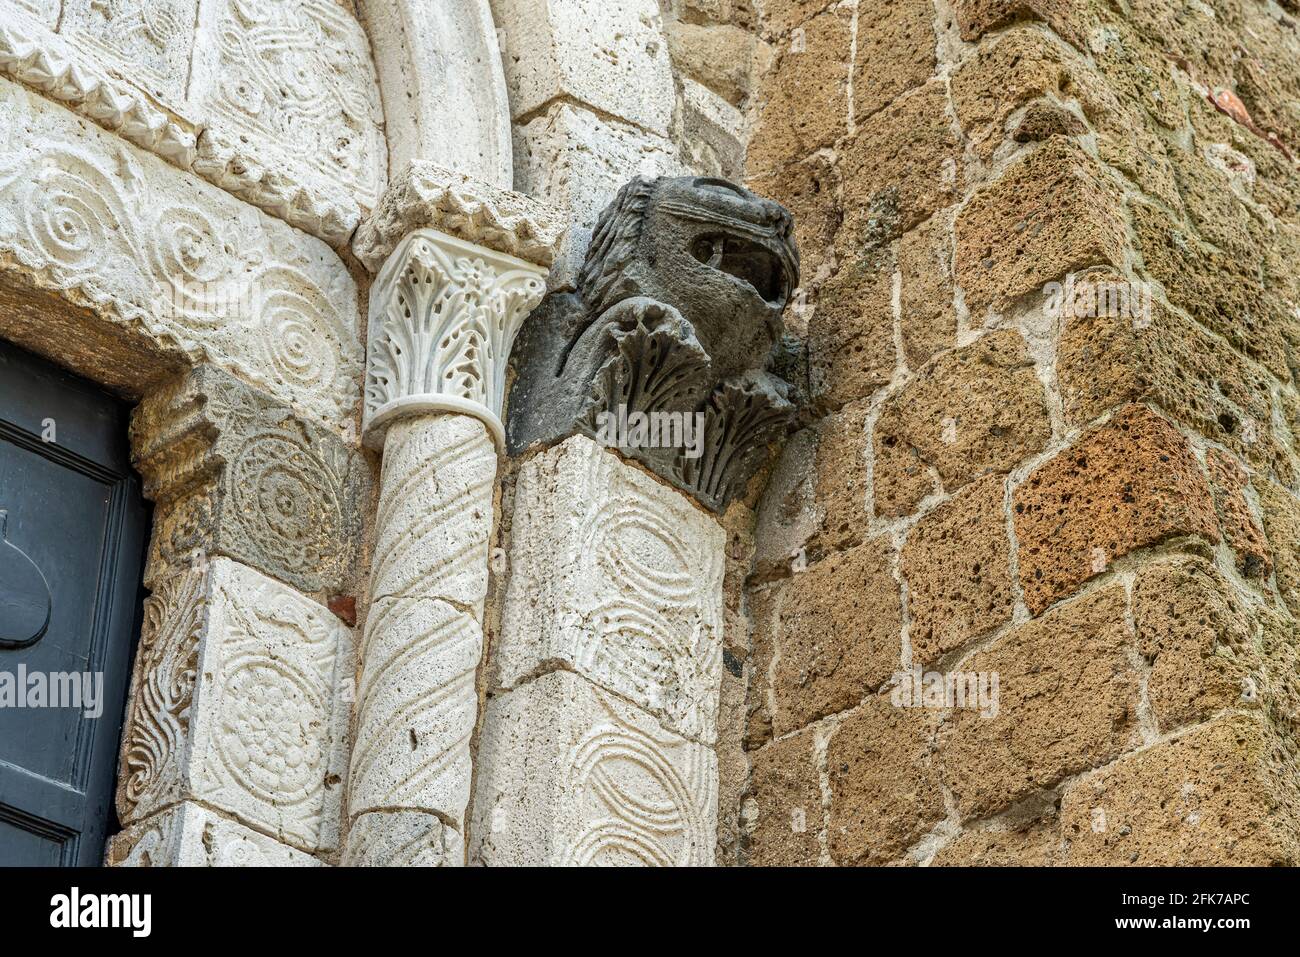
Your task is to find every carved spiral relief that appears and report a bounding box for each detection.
[0,80,362,423]
[119,569,206,818]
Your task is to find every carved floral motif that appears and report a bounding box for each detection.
[363,228,547,449]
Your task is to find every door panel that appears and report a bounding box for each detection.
[0,340,148,866]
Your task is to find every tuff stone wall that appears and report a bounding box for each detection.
[738,0,1300,865]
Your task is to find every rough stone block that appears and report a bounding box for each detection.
[108,802,323,867]
[745,152,841,294]
[744,728,821,866]
[495,436,726,743]
[1205,450,1272,580]
[471,671,718,866]
[492,0,676,135]
[1055,277,1294,486]
[512,102,685,285]
[851,0,936,122]
[828,694,944,865]
[0,77,362,423]
[131,364,368,594]
[931,816,1062,865]
[1133,558,1258,733]
[902,475,1013,666]
[1013,405,1220,613]
[116,558,354,855]
[1256,479,1300,618]
[772,536,902,735]
[666,20,764,106]
[898,209,956,369]
[955,138,1126,319]
[873,330,1050,518]
[806,245,896,409]
[746,6,852,176]
[940,584,1138,821]
[1061,714,1300,865]
[840,81,961,246]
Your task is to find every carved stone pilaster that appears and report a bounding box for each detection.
[362,227,549,450]
[131,364,368,595]
[506,175,803,512]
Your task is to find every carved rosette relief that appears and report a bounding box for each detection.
[507,175,803,511]
[116,558,353,856]
[363,227,548,450]
[131,364,366,593]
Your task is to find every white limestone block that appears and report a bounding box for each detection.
[492,0,676,135]
[108,802,324,867]
[344,811,464,867]
[60,0,199,106]
[496,436,725,743]
[8,0,59,26]
[512,102,685,285]
[0,76,362,424]
[189,0,387,211]
[116,558,354,855]
[471,671,718,866]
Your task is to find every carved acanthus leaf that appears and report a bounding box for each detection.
[364,228,547,449]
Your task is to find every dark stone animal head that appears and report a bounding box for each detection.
[577,177,798,381]
[507,175,803,512]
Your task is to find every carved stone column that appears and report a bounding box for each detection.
[345,188,555,863]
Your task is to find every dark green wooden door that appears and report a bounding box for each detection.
[0,340,147,866]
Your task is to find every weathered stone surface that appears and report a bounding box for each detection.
[131,364,367,594]
[348,415,496,845]
[746,6,851,176]
[494,436,726,743]
[1061,714,1300,865]
[513,102,686,285]
[1014,406,1220,613]
[806,400,870,554]
[851,0,935,122]
[364,228,548,450]
[932,816,1062,866]
[1056,277,1295,486]
[771,537,902,735]
[353,160,565,271]
[471,671,718,866]
[0,77,362,423]
[744,728,821,866]
[189,0,386,212]
[343,811,463,867]
[116,558,353,855]
[666,19,764,106]
[955,138,1126,319]
[898,210,956,369]
[61,0,198,105]
[108,802,323,868]
[492,0,676,135]
[1133,559,1259,733]
[807,244,895,409]
[1255,479,1300,618]
[840,82,961,245]
[1205,450,1272,580]
[507,175,801,511]
[496,0,676,131]
[828,694,944,865]
[940,584,1138,821]
[679,77,751,182]
[1131,200,1292,382]
[874,330,1050,518]
[903,475,1013,667]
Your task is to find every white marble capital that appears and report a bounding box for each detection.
[362,228,547,450]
